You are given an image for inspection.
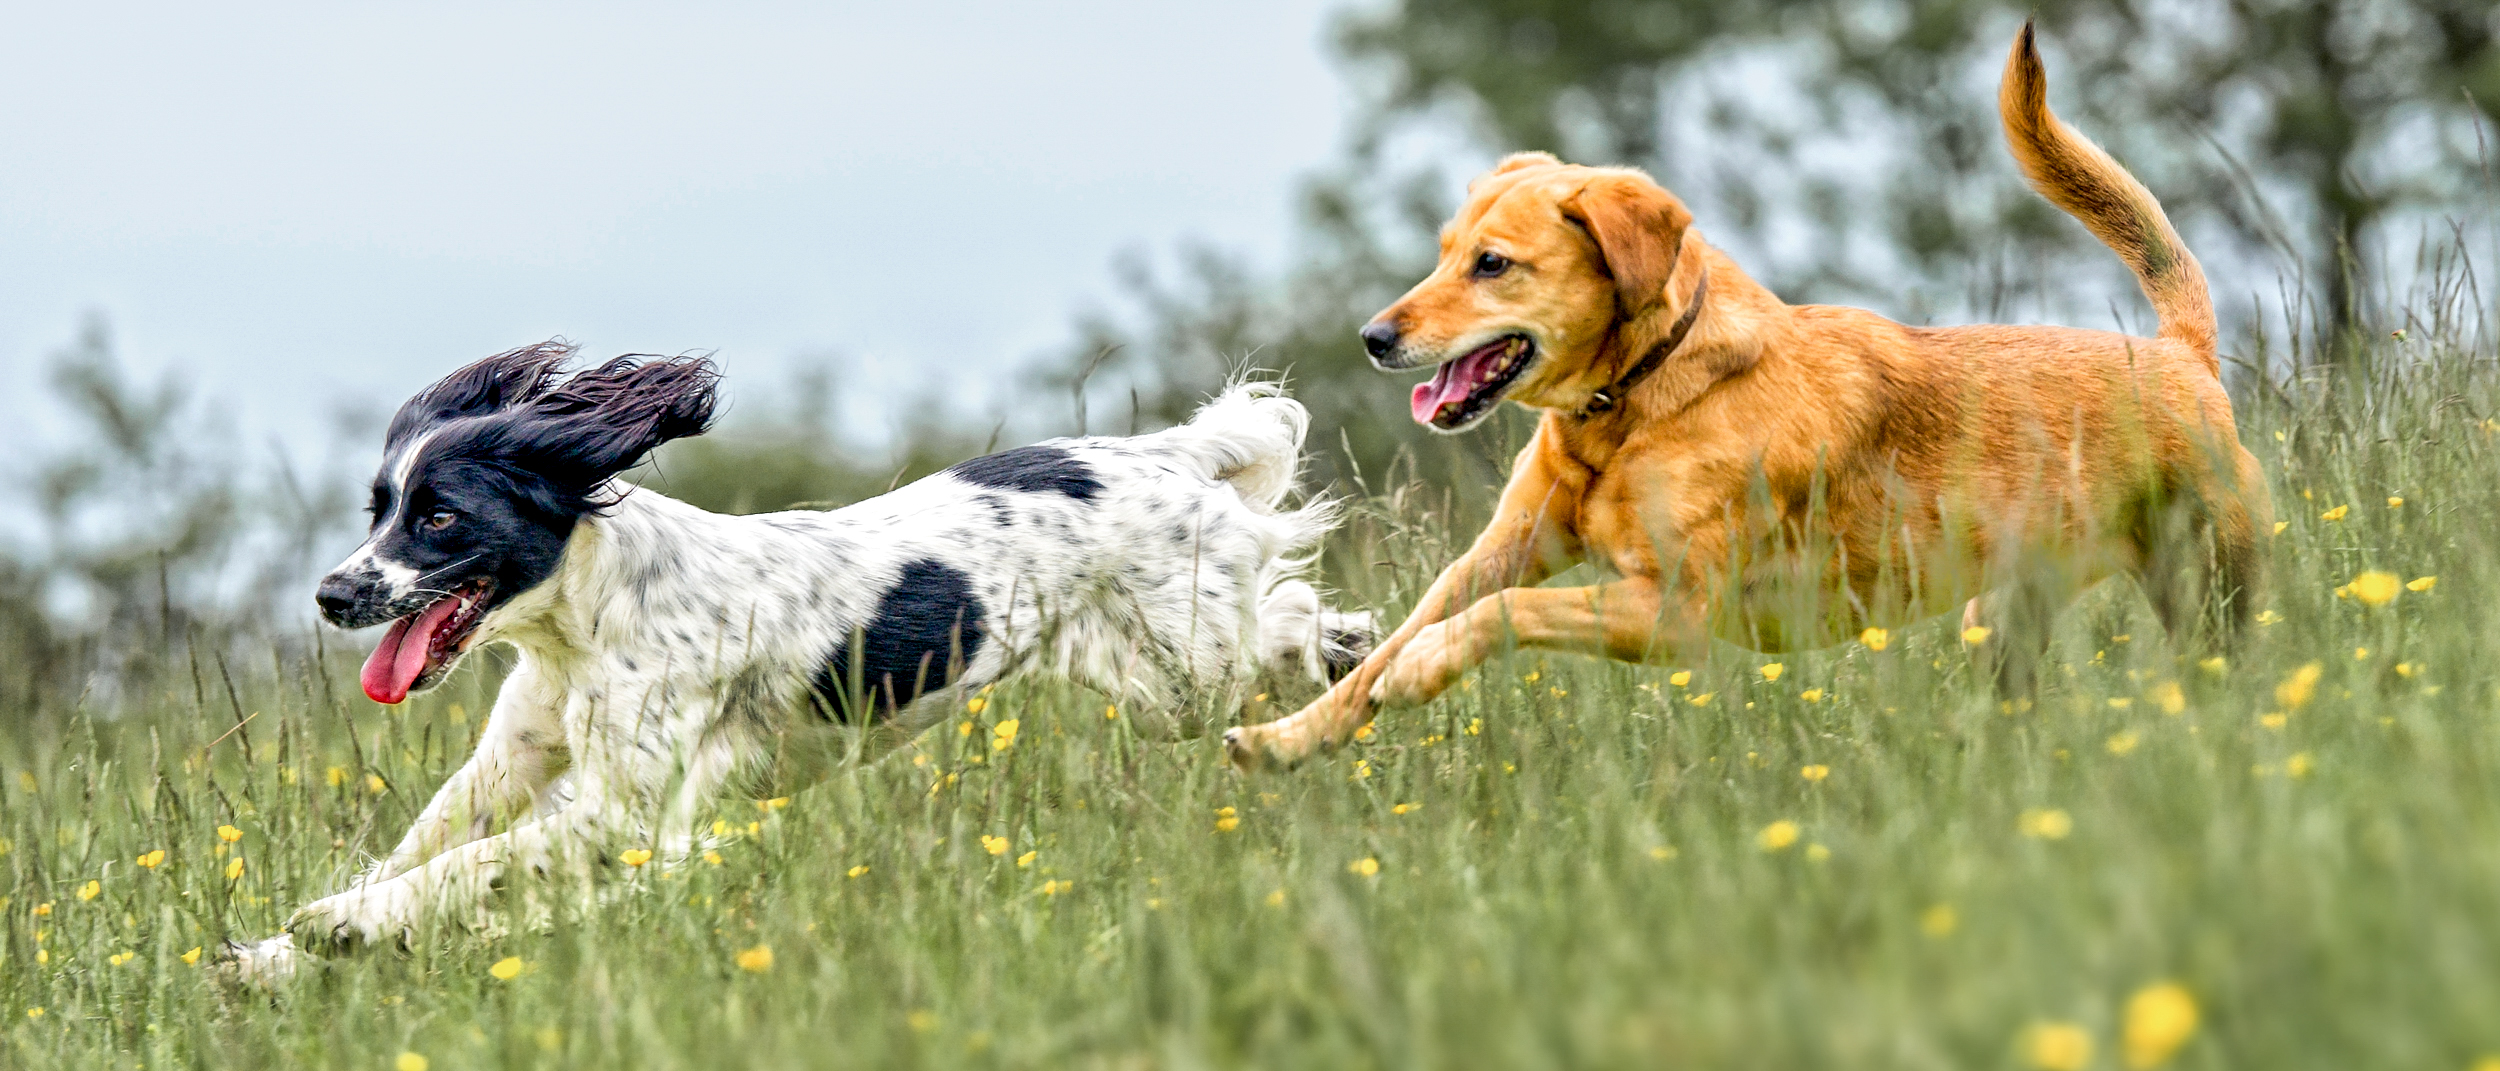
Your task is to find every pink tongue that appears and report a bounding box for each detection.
[1409,348,1497,425]
[360,596,460,705]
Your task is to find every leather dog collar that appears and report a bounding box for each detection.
[1576,271,1710,419]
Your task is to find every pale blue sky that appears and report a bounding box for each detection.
[0,1,1349,465]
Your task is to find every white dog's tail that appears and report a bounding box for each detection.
[1157,380,1312,514]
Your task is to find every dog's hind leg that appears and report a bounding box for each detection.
[1253,579,1381,683]
[2133,480,2267,659]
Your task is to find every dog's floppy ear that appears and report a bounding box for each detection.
[471,355,722,509]
[387,340,574,448]
[1560,173,1693,315]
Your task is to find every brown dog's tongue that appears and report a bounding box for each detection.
[1410,357,1478,424]
[360,595,459,705]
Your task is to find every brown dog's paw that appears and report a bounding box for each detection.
[1222,722,1326,773]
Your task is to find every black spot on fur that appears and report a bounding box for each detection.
[810,559,988,723]
[946,445,1103,501]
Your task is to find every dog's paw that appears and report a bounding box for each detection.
[210,934,306,990]
[1222,721,1324,773]
[286,882,415,956]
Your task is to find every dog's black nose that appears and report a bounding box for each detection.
[314,577,364,623]
[1359,320,1400,359]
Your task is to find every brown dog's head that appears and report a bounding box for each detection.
[1362,152,1696,432]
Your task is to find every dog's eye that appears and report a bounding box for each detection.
[1472,251,1511,278]
[423,511,458,531]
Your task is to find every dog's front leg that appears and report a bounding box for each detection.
[1371,578,1703,708]
[370,661,567,882]
[1225,428,1587,770]
[290,686,727,955]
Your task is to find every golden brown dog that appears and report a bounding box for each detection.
[1225,23,2269,769]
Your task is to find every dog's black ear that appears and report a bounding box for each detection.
[387,341,574,449]
[1560,174,1693,316]
[487,355,722,506]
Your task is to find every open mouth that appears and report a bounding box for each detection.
[359,576,496,705]
[1410,334,1534,429]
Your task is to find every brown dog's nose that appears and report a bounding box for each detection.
[1359,320,1400,359]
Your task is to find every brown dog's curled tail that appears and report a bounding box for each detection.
[2000,21,2217,374]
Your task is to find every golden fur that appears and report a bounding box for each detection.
[1226,24,2269,769]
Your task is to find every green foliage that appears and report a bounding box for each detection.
[5,323,2500,1067]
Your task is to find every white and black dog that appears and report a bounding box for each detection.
[229,342,1370,977]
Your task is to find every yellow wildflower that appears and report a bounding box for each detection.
[1353,723,1373,741]
[965,695,987,715]
[2348,570,2401,607]
[108,951,134,966]
[1759,662,1785,681]
[736,945,773,973]
[2107,731,2141,755]
[847,865,869,878]
[2409,575,2437,592]
[76,879,99,901]
[1391,802,1420,815]
[1648,845,1677,861]
[1860,627,1890,651]
[1016,850,1037,868]
[366,774,388,795]
[1265,888,1286,907]
[2198,656,2227,676]
[991,719,1019,751]
[1687,692,1714,706]
[980,835,1009,856]
[1347,857,1380,877]
[489,956,525,981]
[1919,903,1957,938]
[703,851,724,866]
[1039,879,1072,895]
[619,849,653,867]
[2259,712,2288,730]
[1757,820,1800,852]
[1104,704,1118,721]
[136,849,165,869]
[2122,982,2198,1068]
[958,720,973,737]
[1799,688,1824,703]
[2387,496,2403,509]
[2272,520,2289,535]
[1962,625,1992,645]
[217,824,243,843]
[1668,670,1692,687]
[2285,752,2314,779]
[2024,1022,2094,1071]
[756,797,790,812]
[2354,646,2370,660]
[1465,718,1482,736]
[2018,809,2073,840]
[181,946,202,965]
[396,1054,430,1071]
[2275,662,2323,710]
[2320,504,2348,521]
[32,902,50,917]
[2150,680,2186,715]
[25,1008,42,1020]
[1800,764,1830,783]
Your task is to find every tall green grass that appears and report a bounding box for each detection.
[6,328,2500,1069]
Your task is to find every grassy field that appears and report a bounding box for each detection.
[6,333,2500,1069]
